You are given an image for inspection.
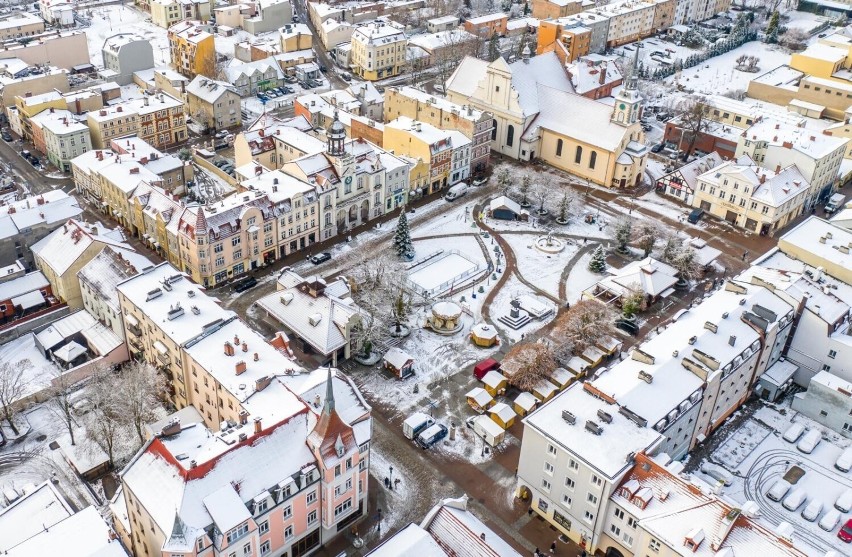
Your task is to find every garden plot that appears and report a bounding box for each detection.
[502,234,581,299]
[702,402,852,556]
[711,419,771,469]
[490,274,557,343]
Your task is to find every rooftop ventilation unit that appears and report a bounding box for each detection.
[561,410,576,424]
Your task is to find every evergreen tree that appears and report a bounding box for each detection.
[765,11,780,44]
[393,210,414,258]
[488,34,500,62]
[613,218,633,254]
[588,245,607,273]
[556,193,571,224]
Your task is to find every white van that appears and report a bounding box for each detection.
[766,479,792,502]
[801,499,822,521]
[819,509,841,531]
[445,182,469,201]
[403,412,435,440]
[835,488,852,512]
[782,423,805,443]
[797,429,821,454]
[782,488,807,511]
[825,192,847,214]
[835,447,852,472]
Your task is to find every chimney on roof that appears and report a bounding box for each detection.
[775,164,781,173]
[253,416,262,434]
[599,62,607,85]
[782,141,793,149]
[759,174,766,184]
[239,410,248,425]
[775,123,779,129]
[810,135,815,141]
[234,334,240,345]
[728,335,736,346]
[259,129,264,137]
[242,341,248,352]
[224,341,235,356]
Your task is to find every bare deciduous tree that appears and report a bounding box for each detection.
[552,299,618,353]
[501,341,557,391]
[674,97,711,157]
[120,361,167,444]
[85,367,125,467]
[533,182,550,216]
[0,359,31,436]
[635,221,659,257]
[348,253,410,355]
[46,367,79,445]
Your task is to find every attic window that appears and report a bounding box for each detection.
[495,85,500,92]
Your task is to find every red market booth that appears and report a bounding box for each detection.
[473,358,500,380]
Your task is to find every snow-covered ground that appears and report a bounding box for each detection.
[503,234,581,299]
[564,251,602,304]
[490,274,557,343]
[700,401,852,556]
[783,11,830,35]
[81,5,170,67]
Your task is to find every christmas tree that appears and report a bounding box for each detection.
[393,210,414,259]
[588,245,606,273]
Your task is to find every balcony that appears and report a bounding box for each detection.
[129,339,143,352]
[127,323,142,337]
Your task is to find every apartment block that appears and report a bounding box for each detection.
[537,13,610,57]
[384,117,455,193]
[736,119,848,210]
[463,12,508,38]
[101,33,155,86]
[350,20,407,81]
[0,11,45,40]
[591,280,794,460]
[516,381,663,553]
[692,157,810,235]
[587,0,658,47]
[530,0,584,20]
[384,86,493,175]
[185,76,242,131]
[168,20,216,79]
[77,245,144,339]
[150,0,210,29]
[29,108,92,172]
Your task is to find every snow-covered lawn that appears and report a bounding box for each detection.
[670,41,792,97]
[634,190,691,223]
[564,252,604,304]
[82,5,170,67]
[411,235,487,273]
[502,234,581,298]
[783,11,830,35]
[411,200,480,237]
[702,402,852,556]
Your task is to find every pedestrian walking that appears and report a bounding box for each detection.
[742,251,748,261]
[533,548,540,557]
[550,540,557,554]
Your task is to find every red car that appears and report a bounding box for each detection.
[839,518,852,543]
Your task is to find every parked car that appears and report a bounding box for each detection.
[801,499,822,522]
[310,252,331,265]
[839,518,852,543]
[641,123,652,132]
[782,488,807,512]
[700,462,732,486]
[472,176,487,187]
[445,182,469,201]
[651,143,665,153]
[416,423,448,449]
[1,130,11,142]
[340,73,352,82]
[687,208,705,224]
[28,157,40,167]
[403,412,435,440]
[835,489,852,512]
[835,447,852,472]
[797,429,822,453]
[820,509,841,531]
[782,423,805,443]
[433,83,445,93]
[232,276,258,293]
[766,479,791,502]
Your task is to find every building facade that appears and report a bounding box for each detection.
[350,21,407,81]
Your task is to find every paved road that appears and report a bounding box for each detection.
[0,136,74,196]
[292,0,347,89]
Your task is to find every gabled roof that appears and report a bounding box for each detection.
[307,370,357,466]
[31,219,141,277]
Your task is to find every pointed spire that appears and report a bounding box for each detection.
[323,367,335,415]
[169,512,189,545]
[194,207,208,236]
[627,45,640,91]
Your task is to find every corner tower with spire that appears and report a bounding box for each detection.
[327,110,346,156]
[612,45,643,127]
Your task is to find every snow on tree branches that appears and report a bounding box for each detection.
[393,210,414,259]
[552,299,618,354]
[500,341,557,392]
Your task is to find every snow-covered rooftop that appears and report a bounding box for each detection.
[524,382,662,479]
[593,282,792,428]
[116,262,235,346]
[0,270,48,302]
[3,505,126,557]
[777,217,852,283]
[0,482,72,553]
[76,246,144,312]
[742,119,848,159]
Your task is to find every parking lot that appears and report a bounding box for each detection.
[699,402,852,554]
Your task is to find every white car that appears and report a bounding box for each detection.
[820,509,841,531]
[782,488,807,512]
[835,488,852,512]
[797,429,822,454]
[700,462,733,486]
[835,447,852,472]
[766,480,791,502]
[801,499,822,522]
[782,423,805,443]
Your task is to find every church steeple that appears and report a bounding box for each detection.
[611,48,643,127]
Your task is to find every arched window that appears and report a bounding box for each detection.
[491,121,497,141]
[590,151,597,170]
[556,138,563,157]
[506,125,514,147]
[574,146,583,164]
